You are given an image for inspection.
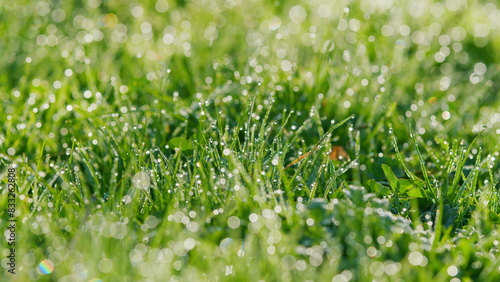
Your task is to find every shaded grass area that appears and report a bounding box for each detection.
[1,0,500,281]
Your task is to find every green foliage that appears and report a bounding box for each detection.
[0,0,499,281]
[382,164,426,198]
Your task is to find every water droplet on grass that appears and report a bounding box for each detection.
[132,172,151,190]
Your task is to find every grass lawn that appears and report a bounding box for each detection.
[1,0,500,281]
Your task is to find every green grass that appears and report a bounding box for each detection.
[1,0,500,281]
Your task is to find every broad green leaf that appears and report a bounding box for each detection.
[382,164,399,193]
[363,179,391,197]
[382,164,426,198]
[168,137,193,151]
[397,179,425,198]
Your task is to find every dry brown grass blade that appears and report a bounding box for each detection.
[329,145,350,161]
[284,114,354,170]
[284,151,312,169]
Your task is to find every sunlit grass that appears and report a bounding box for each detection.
[1,0,500,281]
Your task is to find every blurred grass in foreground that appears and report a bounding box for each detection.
[1,0,500,281]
